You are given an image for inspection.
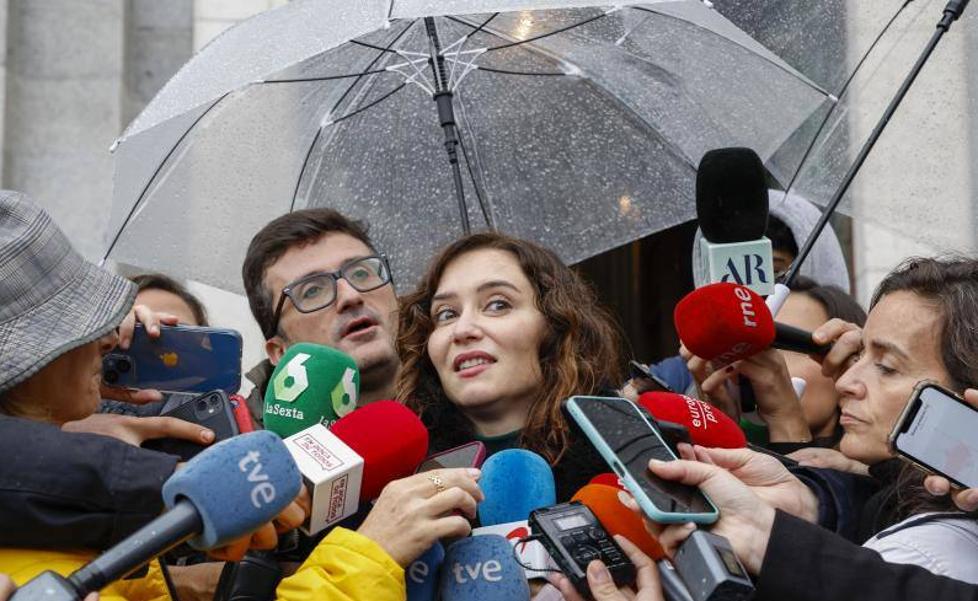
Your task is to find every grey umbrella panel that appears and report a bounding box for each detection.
[106,2,833,293]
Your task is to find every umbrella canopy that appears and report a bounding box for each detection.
[105,0,832,292]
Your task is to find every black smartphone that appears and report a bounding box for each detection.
[415,441,487,473]
[889,381,978,488]
[628,360,675,394]
[143,389,239,460]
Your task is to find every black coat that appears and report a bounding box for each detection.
[756,511,978,601]
[0,415,178,549]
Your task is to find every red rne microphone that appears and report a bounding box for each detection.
[638,392,746,449]
[674,282,830,364]
[331,400,429,500]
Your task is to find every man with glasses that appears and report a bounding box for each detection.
[241,209,400,427]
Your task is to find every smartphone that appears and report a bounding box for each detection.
[565,395,719,524]
[889,381,978,488]
[628,360,675,394]
[143,390,240,460]
[415,441,487,473]
[102,323,243,394]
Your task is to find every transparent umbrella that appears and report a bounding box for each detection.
[705,0,978,283]
[104,0,833,292]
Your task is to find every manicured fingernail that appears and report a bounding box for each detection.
[617,491,632,505]
[684,522,697,531]
[588,561,611,584]
[201,429,215,442]
[467,468,481,478]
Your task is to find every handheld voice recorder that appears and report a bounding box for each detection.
[529,501,636,598]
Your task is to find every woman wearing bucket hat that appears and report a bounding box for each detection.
[0,191,310,600]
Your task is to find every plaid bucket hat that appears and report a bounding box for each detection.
[0,190,136,393]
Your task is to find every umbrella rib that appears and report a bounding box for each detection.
[631,5,829,98]
[453,98,494,230]
[289,20,417,211]
[102,95,227,264]
[261,69,391,84]
[447,13,499,87]
[327,83,408,126]
[483,12,610,52]
[780,0,914,201]
[476,66,567,77]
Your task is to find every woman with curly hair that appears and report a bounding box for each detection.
[397,232,626,501]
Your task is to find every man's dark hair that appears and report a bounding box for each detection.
[130,273,209,326]
[242,209,375,340]
[766,215,798,257]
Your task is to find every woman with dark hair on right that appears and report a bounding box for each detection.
[799,256,978,582]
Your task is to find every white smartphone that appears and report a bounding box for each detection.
[889,381,978,488]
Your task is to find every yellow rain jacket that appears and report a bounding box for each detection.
[1,528,404,601]
[0,550,170,601]
[277,527,406,601]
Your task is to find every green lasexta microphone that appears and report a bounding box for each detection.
[263,342,359,438]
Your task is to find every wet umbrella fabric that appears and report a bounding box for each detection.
[105,0,832,292]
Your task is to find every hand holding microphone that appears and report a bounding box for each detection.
[358,467,483,567]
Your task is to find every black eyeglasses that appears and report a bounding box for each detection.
[267,255,392,338]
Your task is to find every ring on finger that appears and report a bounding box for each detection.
[427,474,446,495]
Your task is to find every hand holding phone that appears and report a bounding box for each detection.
[143,390,239,460]
[564,396,719,524]
[415,441,487,473]
[103,323,243,394]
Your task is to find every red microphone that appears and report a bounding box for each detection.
[574,483,692,601]
[674,282,830,364]
[330,400,429,500]
[638,391,746,449]
[590,472,625,490]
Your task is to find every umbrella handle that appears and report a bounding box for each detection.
[784,0,971,287]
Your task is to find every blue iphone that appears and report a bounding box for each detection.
[565,395,719,524]
[102,323,243,394]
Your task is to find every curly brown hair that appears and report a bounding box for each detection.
[396,232,625,464]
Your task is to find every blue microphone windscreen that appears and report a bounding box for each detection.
[407,541,445,601]
[477,449,556,526]
[440,535,531,601]
[162,430,302,549]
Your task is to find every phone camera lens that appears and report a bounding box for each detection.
[116,358,132,373]
[196,400,208,412]
[103,370,118,384]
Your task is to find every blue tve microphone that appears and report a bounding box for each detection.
[11,431,302,601]
[406,542,445,601]
[477,449,556,526]
[439,535,532,601]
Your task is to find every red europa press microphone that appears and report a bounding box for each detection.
[280,400,429,534]
[673,282,830,365]
[330,400,429,500]
[638,391,747,449]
